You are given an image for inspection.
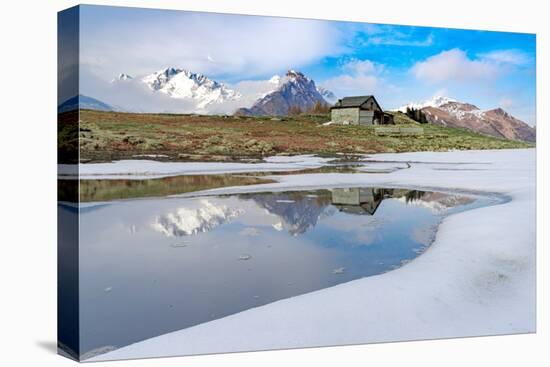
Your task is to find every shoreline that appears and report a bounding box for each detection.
[87,149,535,362]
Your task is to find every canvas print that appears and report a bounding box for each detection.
[57,4,536,362]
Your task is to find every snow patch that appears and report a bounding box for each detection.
[397,95,457,112]
[89,149,535,361]
[64,155,333,180]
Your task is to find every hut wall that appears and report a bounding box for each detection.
[331,108,359,124]
[359,110,375,125]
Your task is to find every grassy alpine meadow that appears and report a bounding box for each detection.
[77,109,533,162]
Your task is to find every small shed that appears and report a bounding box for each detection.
[330,95,394,125]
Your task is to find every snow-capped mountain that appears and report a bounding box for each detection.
[396,96,457,112]
[268,75,282,86]
[316,86,337,104]
[141,67,242,109]
[111,73,133,83]
[397,96,536,142]
[89,68,335,115]
[397,192,475,214]
[235,70,331,116]
[260,73,336,102]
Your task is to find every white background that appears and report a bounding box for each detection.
[0,0,547,366]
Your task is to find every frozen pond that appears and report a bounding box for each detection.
[64,185,498,357]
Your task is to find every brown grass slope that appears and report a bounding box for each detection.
[76,109,533,162]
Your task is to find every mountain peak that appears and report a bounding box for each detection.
[489,107,509,117]
[163,67,182,76]
[398,95,457,112]
[286,70,306,80]
[141,67,241,109]
[316,86,337,104]
[399,96,535,142]
[235,70,329,116]
[268,75,281,84]
[118,73,133,80]
[429,95,457,107]
[111,73,133,83]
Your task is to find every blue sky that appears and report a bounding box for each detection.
[79,5,536,125]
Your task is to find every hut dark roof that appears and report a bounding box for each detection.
[332,95,382,111]
[334,96,372,107]
[333,201,382,216]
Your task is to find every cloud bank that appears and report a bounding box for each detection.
[411,49,499,83]
[80,8,345,82]
[321,59,386,97]
[411,48,533,84]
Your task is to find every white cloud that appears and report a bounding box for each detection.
[321,59,386,97]
[324,74,380,95]
[80,11,345,82]
[478,49,532,66]
[431,88,449,98]
[411,48,534,85]
[80,70,198,113]
[411,49,499,83]
[80,67,281,114]
[342,59,379,75]
[231,79,279,104]
[499,97,515,109]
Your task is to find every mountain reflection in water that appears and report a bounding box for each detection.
[78,186,484,357]
[150,188,472,238]
[151,200,244,237]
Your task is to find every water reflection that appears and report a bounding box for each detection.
[79,174,274,202]
[152,200,244,237]
[241,191,332,236]
[79,166,368,203]
[79,186,486,357]
[332,187,396,215]
[149,188,472,238]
